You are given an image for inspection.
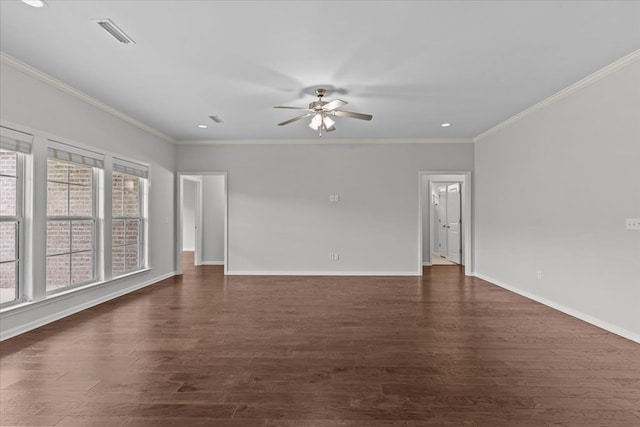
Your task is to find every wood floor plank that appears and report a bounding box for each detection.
[54,416,130,427]
[1,255,639,426]
[125,418,267,427]
[0,414,64,426]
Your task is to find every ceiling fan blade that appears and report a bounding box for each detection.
[333,110,373,121]
[324,125,336,132]
[277,113,313,126]
[273,106,310,110]
[322,99,348,111]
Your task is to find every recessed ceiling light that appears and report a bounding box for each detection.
[197,124,208,129]
[21,0,47,7]
[441,123,452,127]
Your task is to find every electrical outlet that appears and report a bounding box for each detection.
[334,253,339,261]
[537,271,542,280]
[626,218,640,230]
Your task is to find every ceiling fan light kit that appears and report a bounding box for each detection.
[274,88,372,137]
[21,0,47,7]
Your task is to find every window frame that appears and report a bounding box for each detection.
[111,171,146,277]
[0,150,24,307]
[0,124,154,312]
[45,158,100,293]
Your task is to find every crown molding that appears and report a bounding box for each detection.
[0,51,176,144]
[474,49,640,143]
[175,137,474,145]
[9,45,635,147]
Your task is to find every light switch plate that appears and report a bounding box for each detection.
[626,218,640,230]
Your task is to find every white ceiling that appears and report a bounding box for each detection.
[1,0,639,142]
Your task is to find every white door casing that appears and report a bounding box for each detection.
[419,171,473,275]
[176,172,228,275]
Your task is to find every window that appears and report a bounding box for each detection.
[46,142,103,292]
[1,125,153,308]
[1,151,21,304]
[0,127,31,306]
[112,158,147,276]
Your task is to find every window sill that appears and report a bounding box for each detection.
[0,268,151,315]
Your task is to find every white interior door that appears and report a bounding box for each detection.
[446,183,461,264]
[436,185,447,257]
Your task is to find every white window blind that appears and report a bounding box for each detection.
[0,126,33,153]
[48,140,104,168]
[113,157,149,179]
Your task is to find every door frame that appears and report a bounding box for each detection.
[418,171,472,276]
[176,172,228,275]
[432,182,450,258]
[181,176,202,265]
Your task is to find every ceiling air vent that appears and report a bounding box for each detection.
[94,19,135,44]
[209,115,224,124]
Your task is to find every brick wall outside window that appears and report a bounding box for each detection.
[1,151,19,304]
[46,159,96,292]
[112,172,143,276]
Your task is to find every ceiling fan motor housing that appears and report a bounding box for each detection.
[309,100,328,111]
[309,88,328,111]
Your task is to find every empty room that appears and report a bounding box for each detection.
[1,1,639,426]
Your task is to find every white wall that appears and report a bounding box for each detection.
[177,143,474,274]
[202,175,225,264]
[182,179,197,251]
[474,58,640,341]
[0,61,177,339]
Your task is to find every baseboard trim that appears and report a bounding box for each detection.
[474,272,640,344]
[226,270,419,276]
[201,261,224,265]
[0,271,176,341]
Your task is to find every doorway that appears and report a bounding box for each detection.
[432,182,461,265]
[177,172,228,275]
[419,171,472,276]
[181,177,200,266]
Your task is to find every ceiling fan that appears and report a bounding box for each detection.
[274,88,373,136]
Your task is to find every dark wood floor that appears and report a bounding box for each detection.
[1,253,639,426]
